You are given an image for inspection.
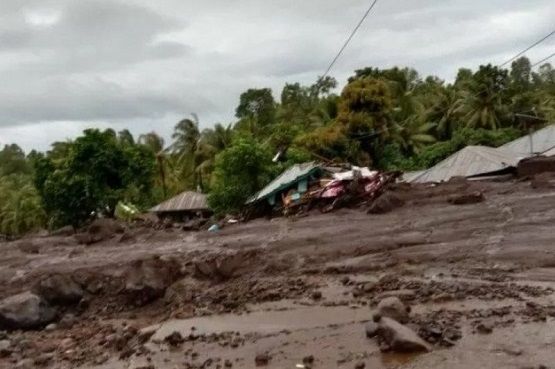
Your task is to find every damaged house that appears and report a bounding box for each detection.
[150,191,212,222]
[406,124,555,183]
[246,162,324,215]
[247,162,395,217]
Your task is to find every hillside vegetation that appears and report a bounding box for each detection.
[1,58,554,234]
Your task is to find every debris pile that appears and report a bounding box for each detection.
[247,162,399,217]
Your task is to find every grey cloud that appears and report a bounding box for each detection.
[0,0,189,70]
[0,0,554,151]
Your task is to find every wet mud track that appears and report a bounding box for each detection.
[2,179,555,368]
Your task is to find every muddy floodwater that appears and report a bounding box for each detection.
[2,179,555,368]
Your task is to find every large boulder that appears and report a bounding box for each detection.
[531,172,555,189]
[518,156,555,177]
[164,279,197,306]
[376,297,410,324]
[447,191,485,205]
[124,257,182,306]
[17,241,40,254]
[194,252,247,280]
[75,218,124,245]
[50,225,74,237]
[0,292,57,330]
[367,192,405,214]
[33,274,84,305]
[377,317,431,353]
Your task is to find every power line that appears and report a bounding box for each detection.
[320,0,380,80]
[532,51,555,67]
[499,29,555,67]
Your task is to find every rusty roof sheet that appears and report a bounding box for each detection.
[150,191,209,212]
[410,145,519,183]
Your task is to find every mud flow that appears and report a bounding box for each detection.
[1,179,555,369]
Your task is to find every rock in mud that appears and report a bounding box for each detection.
[17,241,40,254]
[476,322,493,334]
[255,352,271,366]
[33,274,83,305]
[58,313,77,329]
[361,281,376,292]
[15,359,35,369]
[50,225,74,236]
[365,321,379,338]
[367,192,405,214]
[355,362,366,369]
[164,279,197,306]
[124,257,181,306]
[75,218,124,245]
[164,331,184,346]
[0,339,11,357]
[376,297,410,324]
[311,291,323,300]
[448,191,485,205]
[117,231,136,243]
[195,252,247,280]
[303,355,315,365]
[138,327,157,344]
[376,317,431,353]
[0,292,57,330]
[376,289,416,301]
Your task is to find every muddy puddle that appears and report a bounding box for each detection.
[86,304,555,369]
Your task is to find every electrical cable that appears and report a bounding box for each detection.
[320,0,380,80]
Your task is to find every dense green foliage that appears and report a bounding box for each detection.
[1,57,554,231]
[33,129,156,227]
[0,145,45,236]
[208,138,276,213]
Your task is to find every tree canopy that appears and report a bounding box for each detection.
[1,57,554,231]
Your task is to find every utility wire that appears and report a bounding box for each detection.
[532,51,555,67]
[320,0,380,80]
[499,29,555,67]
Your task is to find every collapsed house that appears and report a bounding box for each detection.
[407,124,555,183]
[408,146,519,183]
[246,162,395,216]
[150,191,212,221]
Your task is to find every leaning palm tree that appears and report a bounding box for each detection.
[426,88,462,140]
[138,132,168,197]
[392,94,437,155]
[194,123,233,189]
[172,114,201,158]
[394,114,437,155]
[455,87,507,130]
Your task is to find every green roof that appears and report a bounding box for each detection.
[246,162,321,204]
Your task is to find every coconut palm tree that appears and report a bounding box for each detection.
[455,88,507,130]
[138,132,168,197]
[172,114,201,157]
[455,65,510,130]
[393,99,437,155]
[426,88,462,140]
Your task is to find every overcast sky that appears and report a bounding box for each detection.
[0,0,554,152]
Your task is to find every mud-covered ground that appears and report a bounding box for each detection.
[2,177,555,369]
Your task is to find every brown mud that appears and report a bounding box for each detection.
[1,179,555,368]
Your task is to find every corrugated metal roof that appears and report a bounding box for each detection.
[410,145,519,183]
[401,170,426,183]
[542,146,555,157]
[500,124,555,157]
[247,162,321,204]
[150,191,209,212]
